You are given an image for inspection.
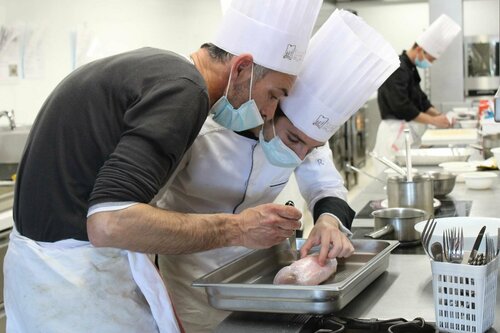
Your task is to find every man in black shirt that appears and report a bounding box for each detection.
[5,1,323,331]
[373,14,461,162]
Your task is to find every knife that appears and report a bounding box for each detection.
[285,200,298,260]
[468,225,486,264]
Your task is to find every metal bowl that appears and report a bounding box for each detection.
[427,171,457,197]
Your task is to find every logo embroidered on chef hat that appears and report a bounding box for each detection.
[283,44,297,60]
[313,115,329,129]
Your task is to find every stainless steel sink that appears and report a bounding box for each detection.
[0,125,30,180]
[0,125,30,163]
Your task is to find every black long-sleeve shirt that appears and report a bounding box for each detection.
[377,51,432,122]
[14,48,209,242]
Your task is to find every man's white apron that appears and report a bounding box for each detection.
[4,228,181,333]
[372,119,426,172]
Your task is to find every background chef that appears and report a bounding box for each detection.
[155,9,400,332]
[4,1,322,332]
[373,14,461,164]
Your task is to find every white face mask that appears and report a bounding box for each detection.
[210,64,264,131]
[259,119,302,168]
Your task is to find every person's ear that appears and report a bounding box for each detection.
[232,54,254,81]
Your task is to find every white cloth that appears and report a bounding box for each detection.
[214,0,322,75]
[155,116,348,332]
[372,119,426,172]
[282,9,400,142]
[415,14,461,59]
[4,228,180,333]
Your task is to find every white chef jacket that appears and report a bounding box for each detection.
[155,116,348,333]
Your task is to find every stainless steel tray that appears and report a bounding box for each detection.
[193,239,399,314]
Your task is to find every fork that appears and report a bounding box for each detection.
[420,217,436,259]
[443,227,463,263]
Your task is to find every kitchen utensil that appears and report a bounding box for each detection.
[426,171,456,197]
[386,174,434,215]
[414,217,500,252]
[369,152,406,177]
[346,163,385,184]
[420,217,436,258]
[442,227,463,263]
[430,241,443,262]
[285,200,298,260]
[462,172,497,190]
[193,239,399,314]
[438,161,477,182]
[404,129,412,182]
[468,225,486,264]
[482,133,500,159]
[366,207,427,241]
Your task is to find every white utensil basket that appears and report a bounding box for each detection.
[431,256,498,333]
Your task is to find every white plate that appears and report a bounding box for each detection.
[414,217,500,252]
[380,198,441,210]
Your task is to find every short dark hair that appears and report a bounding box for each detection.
[200,42,272,81]
[412,42,419,49]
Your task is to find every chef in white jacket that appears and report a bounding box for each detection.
[3,1,322,333]
[155,9,400,333]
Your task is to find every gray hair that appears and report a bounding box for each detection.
[201,43,271,81]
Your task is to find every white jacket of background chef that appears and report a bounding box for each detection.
[155,116,348,332]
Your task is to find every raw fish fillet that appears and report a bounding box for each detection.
[273,253,338,285]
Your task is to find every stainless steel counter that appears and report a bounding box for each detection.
[217,167,500,332]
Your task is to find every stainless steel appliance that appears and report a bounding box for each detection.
[464,35,499,96]
[328,105,367,189]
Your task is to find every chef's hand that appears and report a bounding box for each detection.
[235,203,302,249]
[300,215,354,266]
[432,114,452,128]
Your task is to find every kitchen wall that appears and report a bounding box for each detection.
[1,0,498,125]
[0,0,222,125]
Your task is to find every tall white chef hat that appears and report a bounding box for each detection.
[214,0,323,75]
[280,9,400,142]
[416,14,461,59]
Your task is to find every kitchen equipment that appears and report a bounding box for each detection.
[468,225,487,264]
[442,227,463,264]
[430,242,443,262]
[346,163,385,184]
[426,171,456,197]
[285,200,298,260]
[464,35,500,97]
[386,174,434,215]
[404,129,412,182]
[193,239,399,314]
[458,119,477,128]
[414,217,500,253]
[421,128,478,146]
[430,255,499,333]
[366,207,427,242]
[394,148,471,166]
[462,171,497,189]
[481,133,500,159]
[369,152,406,177]
[421,217,437,259]
[438,161,477,182]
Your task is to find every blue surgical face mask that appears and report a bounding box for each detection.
[259,120,302,168]
[211,64,264,131]
[415,52,432,69]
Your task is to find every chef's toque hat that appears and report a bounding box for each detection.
[214,0,323,75]
[281,9,400,142]
[416,14,461,59]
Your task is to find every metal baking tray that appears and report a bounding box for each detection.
[193,239,399,314]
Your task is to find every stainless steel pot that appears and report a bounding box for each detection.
[482,133,500,159]
[426,171,457,197]
[366,207,427,241]
[386,174,434,215]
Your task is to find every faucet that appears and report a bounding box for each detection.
[0,110,16,130]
